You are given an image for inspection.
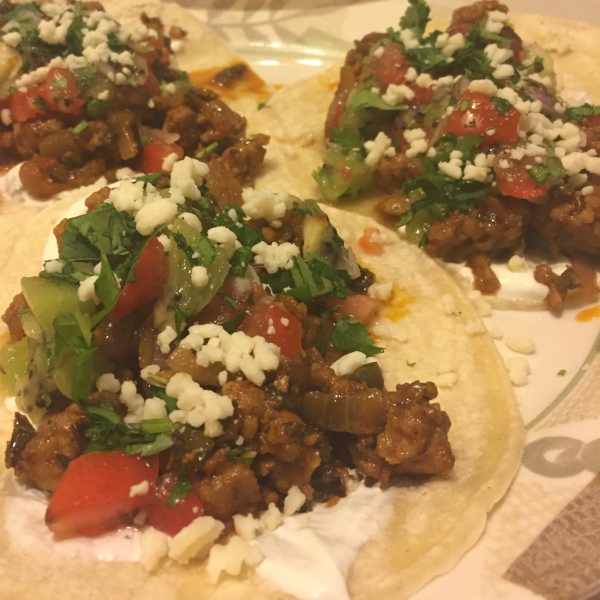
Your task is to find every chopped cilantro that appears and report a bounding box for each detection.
[229,246,254,278]
[403,45,448,72]
[31,96,47,110]
[64,4,86,56]
[491,96,512,115]
[211,204,262,248]
[227,446,256,465]
[167,474,192,507]
[84,399,180,456]
[532,56,544,73]
[564,103,600,124]
[150,386,178,413]
[346,89,407,112]
[257,102,268,110]
[399,0,430,36]
[528,156,567,185]
[90,255,120,326]
[196,142,218,160]
[132,173,163,186]
[87,98,109,119]
[330,317,384,357]
[71,120,89,134]
[51,76,68,89]
[331,127,364,154]
[406,360,416,367]
[557,369,566,377]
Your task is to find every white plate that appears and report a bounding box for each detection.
[182,2,600,598]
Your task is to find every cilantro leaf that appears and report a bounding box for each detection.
[346,89,407,112]
[196,142,218,160]
[331,127,364,154]
[330,316,384,357]
[491,96,512,115]
[168,474,192,507]
[528,156,567,185]
[227,446,256,465]
[230,246,254,277]
[211,204,262,248]
[399,0,430,36]
[564,103,600,124]
[403,46,447,72]
[90,255,120,326]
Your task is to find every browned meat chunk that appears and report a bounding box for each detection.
[534,264,580,312]
[211,63,248,87]
[467,253,501,294]
[531,188,600,255]
[426,196,529,262]
[15,404,87,492]
[450,0,507,27]
[169,25,187,40]
[375,192,410,222]
[84,186,111,212]
[5,413,35,470]
[378,381,454,476]
[257,410,306,462]
[2,293,28,343]
[195,451,261,521]
[13,119,64,158]
[216,134,269,184]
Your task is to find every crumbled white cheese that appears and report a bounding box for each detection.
[171,157,209,201]
[140,527,169,572]
[179,324,281,387]
[330,351,376,377]
[2,31,21,47]
[508,255,528,272]
[506,335,536,354]
[364,132,393,168]
[191,265,209,288]
[96,373,121,393]
[233,513,259,541]
[207,535,263,583]
[251,241,300,274]
[438,160,462,179]
[467,290,492,317]
[373,45,384,58]
[218,370,228,386]
[441,294,459,315]
[465,319,486,335]
[161,152,179,173]
[207,226,240,259]
[44,259,63,274]
[165,372,234,432]
[468,79,498,96]
[140,365,161,382]
[142,397,168,420]
[168,516,225,564]
[120,380,145,424]
[129,480,150,498]
[135,199,178,236]
[283,485,306,516]
[157,234,171,252]
[78,275,99,305]
[368,281,393,301]
[157,325,177,355]
[382,83,415,106]
[241,188,295,225]
[488,326,503,340]
[260,503,284,531]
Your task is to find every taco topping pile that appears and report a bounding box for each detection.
[1,157,453,576]
[0,0,268,199]
[317,0,600,309]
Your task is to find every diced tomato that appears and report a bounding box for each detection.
[375,44,409,87]
[444,91,520,146]
[147,473,204,537]
[358,227,384,255]
[10,86,47,122]
[141,71,161,96]
[141,140,184,174]
[328,101,344,132]
[493,155,551,200]
[241,301,303,357]
[40,68,84,116]
[145,38,169,63]
[588,113,600,127]
[407,83,434,106]
[339,166,354,182]
[326,294,380,325]
[108,237,168,323]
[46,452,159,539]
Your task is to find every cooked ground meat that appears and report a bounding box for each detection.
[2,292,28,343]
[450,0,507,27]
[11,404,87,493]
[425,196,529,262]
[467,253,501,294]
[194,450,261,521]
[534,263,580,312]
[530,186,600,255]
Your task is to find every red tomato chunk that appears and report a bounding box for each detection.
[46,452,159,539]
[147,473,204,537]
[142,140,184,174]
[108,237,168,323]
[241,302,303,357]
[444,91,520,146]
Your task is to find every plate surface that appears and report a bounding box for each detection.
[182,1,600,598]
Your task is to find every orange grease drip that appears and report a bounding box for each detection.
[576,305,600,322]
[188,63,270,103]
[383,285,415,322]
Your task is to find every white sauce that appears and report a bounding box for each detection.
[5,469,392,598]
[5,479,142,562]
[445,255,574,304]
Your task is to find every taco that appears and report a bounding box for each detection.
[0,0,269,204]
[247,0,600,312]
[0,155,523,599]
